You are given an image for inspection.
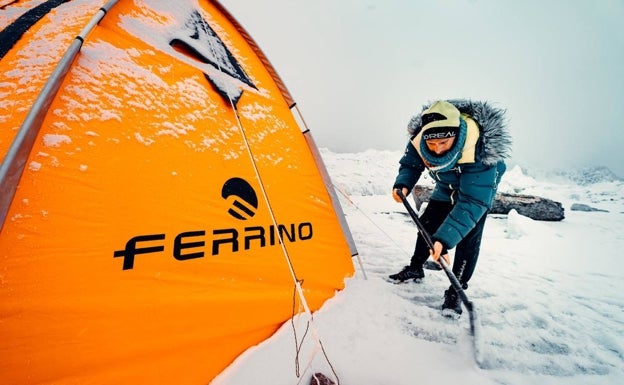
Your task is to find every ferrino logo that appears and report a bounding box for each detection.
[113,178,314,270]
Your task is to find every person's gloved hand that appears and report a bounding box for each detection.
[392,186,409,203]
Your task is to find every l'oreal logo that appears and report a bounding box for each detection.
[113,178,313,270]
[422,131,456,140]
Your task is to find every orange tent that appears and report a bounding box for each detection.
[0,1,356,383]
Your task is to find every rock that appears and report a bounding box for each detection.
[309,372,336,385]
[570,203,609,212]
[411,185,565,221]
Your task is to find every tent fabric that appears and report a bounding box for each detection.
[0,1,356,383]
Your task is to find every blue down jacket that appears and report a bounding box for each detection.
[393,99,512,249]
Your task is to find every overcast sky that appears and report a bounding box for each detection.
[220,0,624,177]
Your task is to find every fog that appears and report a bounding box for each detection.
[220,0,624,177]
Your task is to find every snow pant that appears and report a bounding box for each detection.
[409,199,489,288]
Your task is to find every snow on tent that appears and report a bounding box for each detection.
[0,1,357,383]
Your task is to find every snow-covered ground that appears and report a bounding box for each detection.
[212,149,624,385]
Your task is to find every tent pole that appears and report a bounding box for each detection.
[0,0,120,231]
[292,104,360,259]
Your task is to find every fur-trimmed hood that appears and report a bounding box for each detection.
[407,99,512,166]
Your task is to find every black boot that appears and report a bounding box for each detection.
[388,265,424,282]
[441,287,462,319]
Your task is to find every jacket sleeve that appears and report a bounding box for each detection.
[432,162,502,249]
[393,140,425,191]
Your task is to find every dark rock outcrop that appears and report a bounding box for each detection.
[412,185,565,221]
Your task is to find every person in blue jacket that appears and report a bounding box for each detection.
[390,99,512,318]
